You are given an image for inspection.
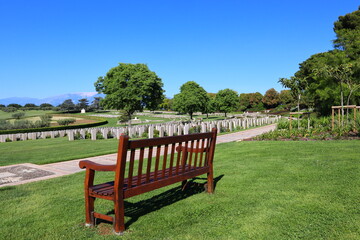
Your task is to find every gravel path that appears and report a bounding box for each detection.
[0,124,276,187]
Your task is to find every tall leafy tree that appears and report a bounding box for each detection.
[24,103,38,110]
[58,99,76,112]
[239,93,251,111]
[77,98,89,111]
[203,93,217,118]
[334,7,360,59]
[159,98,173,111]
[95,63,164,121]
[90,97,103,111]
[279,90,294,106]
[39,103,54,110]
[215,88,239,117]
[172,81,208,119]
[7,103,22,109]
[278,76,308,113]
[262,88,280,109]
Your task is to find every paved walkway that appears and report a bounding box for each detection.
[0,124,276,187]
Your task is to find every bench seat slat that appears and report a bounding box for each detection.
[89,165,209,199]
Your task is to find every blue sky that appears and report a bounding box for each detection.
[0,0,359,99]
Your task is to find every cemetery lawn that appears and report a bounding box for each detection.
[0,110,55,120]
[1,140,359,239]
[0,137,118,166]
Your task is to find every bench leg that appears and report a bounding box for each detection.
[207,172,214,194]
[114,198,125,235]
[85,196,95,226]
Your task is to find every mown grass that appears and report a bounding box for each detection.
[1,141,359,239]
[0,137,118,166]
[0,110,55,120]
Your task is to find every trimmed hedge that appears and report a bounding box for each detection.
[0,118,108,135]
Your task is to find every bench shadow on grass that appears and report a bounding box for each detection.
[98,174,224,229]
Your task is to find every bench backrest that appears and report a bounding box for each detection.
[114,128,217,198]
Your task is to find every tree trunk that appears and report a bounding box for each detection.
[190,112,193,120]
[128,113,132,127]
[340,83,344,127]
[297,94,301,129]
[225,112,227,118]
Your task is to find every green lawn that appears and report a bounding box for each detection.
[1,141,359,239]
[0,137,118,166]
[0,110,55,120]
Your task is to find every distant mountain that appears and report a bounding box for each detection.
[0,92,105,106]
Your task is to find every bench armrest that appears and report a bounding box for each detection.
[79,160,116,172]
[176,146,208,153]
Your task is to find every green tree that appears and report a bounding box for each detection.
[95,63,164,122]
[279,90,294,106]
[203,93,217,118]
[39,103,54,110]
[7,103,22,109]
[58,99,76,113]
[278,76,308,113]
[159,98,173,111]
[90,97,103,111]
[262,88,280,109]
[315,62,357,124]
[24,103,38,110]
[215,88,238,117]
[239,93,251,111]
[334,7,360,59]
[77,98,89,111]
[172,81,208,119]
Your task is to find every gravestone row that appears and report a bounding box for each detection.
[0,116,280,143]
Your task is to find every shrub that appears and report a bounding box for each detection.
[12,112,25,119]
[154,129,160,138]
[85,131,91,139]
[142,131,148,138]
[2,107,17,112]
[57,118,76,126]
[96,131,104,140]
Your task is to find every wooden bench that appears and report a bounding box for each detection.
[79,128,217,234]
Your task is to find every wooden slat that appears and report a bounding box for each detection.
[124,167,210,199]
[188,140,194,171]
[127,149,135,189]
[181,141,188,174]
[175,142,182,175]
[193,139,200,169]
[137,147,145,186]
[169,143,175,177]
[199,138,206,167]
[154,145,161,181]
[128,132,214,149]
[93,212,114,223]
[204,138,211,166]
[146,146,153,183]
[162,144,169,178]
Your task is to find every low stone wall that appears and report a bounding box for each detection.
[0,116,280,142]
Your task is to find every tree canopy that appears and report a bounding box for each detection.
[262,88,280,109]
[58,99,76,112]
[172,81,208,119]
[95,63,164,119]
[215,88,239,117]
[280,7,360,116]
